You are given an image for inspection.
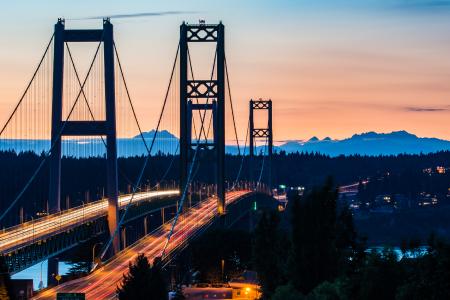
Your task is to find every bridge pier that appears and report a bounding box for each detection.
[121,227,126,250]
[47,257,59,286]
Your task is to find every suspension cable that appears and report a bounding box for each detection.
[231,119,249,190]
[98,43,180,262]
[0,38,103,222]
[114,42,180,192]
[224,54,241,155]
[65,43,142,191]
[0,35,54,137]
[257,135,269,188]
[113,42,150,154]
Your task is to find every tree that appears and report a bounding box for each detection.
[396,239,450,300]
[117,254,168,300]
[358,249,400,300]
[289,178,340,294]
[271,284,304,300]
[190,229,252,283]
[308,278,350,300]
[253,211,287,299]
[0,256,13,300]
[149,257,168,300]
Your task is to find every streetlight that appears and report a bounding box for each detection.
[81,201,85,223]
[31,216,34,243]
[92,242,103,270]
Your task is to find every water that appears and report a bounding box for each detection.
[367,246,429,260]
[12,260,71,290]
[0,138,246,156]
[0,138,179,157]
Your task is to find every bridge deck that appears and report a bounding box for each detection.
[0,190,179,255]
[33,190,251,300]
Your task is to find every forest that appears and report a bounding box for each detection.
[0,150,449,227]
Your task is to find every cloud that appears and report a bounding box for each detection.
[71,11,198,21]
[392,0,450,10]
[404,105,450,112]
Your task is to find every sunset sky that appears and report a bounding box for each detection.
[1,0,450,142]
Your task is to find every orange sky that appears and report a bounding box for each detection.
[0,1,450,142]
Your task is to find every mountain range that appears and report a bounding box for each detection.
[135,130,450,156]
[2,130,448,157]
[274,130,450,156]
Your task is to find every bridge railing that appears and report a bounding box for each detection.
[0,199,107,253]
[0,190,179,254]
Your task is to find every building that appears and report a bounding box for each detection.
[180,271,261,300]
[11,279,33,299]
[228,271,260,299]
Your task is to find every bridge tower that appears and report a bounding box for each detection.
[249,99,273,189]
[48,18,119,284]
[179,22,226,214]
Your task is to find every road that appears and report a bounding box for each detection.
[0,190,179,254]
[33,190,250,300]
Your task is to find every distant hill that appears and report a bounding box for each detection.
[276,131,450,156]
[133,130,177,140]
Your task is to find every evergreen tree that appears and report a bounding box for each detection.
[252,211,286,299]
[149,257,168,300]
[117,254,167,300]
[289,178,340,294]
[358,249,400,300]
[271,284,305,300]
[0,255,12,300]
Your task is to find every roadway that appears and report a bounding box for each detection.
[0,190,179,255]
[33,190,251,300]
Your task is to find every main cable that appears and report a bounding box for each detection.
[224,53,241,155]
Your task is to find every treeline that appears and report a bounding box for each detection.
[1,150,449,227]
[254,179,450,300]
[357,169,449,207]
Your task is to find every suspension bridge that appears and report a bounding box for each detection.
[0,18,275,298]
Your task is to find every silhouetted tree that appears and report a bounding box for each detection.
[252,211,287,299]
[288,178,340,294]
[358,249,400,300]
[149,257,168,300]
[396,238,450,300]
[0,256,13,300]
[271,284,305,300]
[190,229,252,283]
[117,254,167,300]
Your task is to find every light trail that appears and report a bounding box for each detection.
[32,191,251,300]
[0,190,179,254]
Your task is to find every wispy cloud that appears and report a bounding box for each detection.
[392,0,450,10]
[71,11,198,21]
[404,105,450,112]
